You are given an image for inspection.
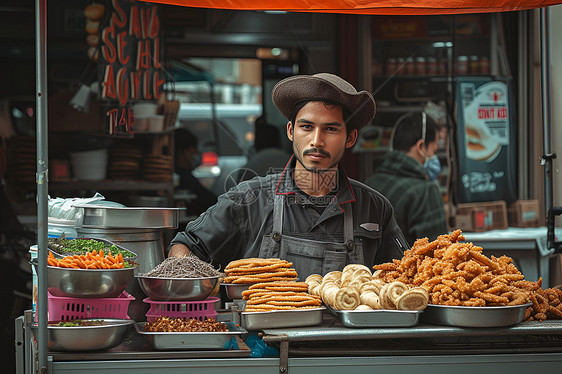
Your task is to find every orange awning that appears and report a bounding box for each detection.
[143,0,562,14]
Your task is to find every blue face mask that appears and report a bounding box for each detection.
[424,154,441,181]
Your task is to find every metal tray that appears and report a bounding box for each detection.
[134,321,245,350]
[242,307,325,330]
[421,303,532,327]
[221,283,251,300]
[327,305,422,328]
[74,204,184,229]
[48,236,137,261]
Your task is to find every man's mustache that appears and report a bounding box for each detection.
[303,148,331,158]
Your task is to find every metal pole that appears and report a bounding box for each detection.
[35,0,49,372]
[540,7,554,217]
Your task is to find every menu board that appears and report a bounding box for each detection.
[456,78,517,203]
[98,0,164,134]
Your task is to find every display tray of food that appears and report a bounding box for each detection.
[47,235,137,261]
[421,303,532,327]
[326,304,422,328]
[135,318,245,350]
[242,307,326,330]
[42,318,135,351]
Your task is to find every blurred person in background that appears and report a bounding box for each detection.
[237,116,291,183]
[174,127,217,215]
[365,112,447,245]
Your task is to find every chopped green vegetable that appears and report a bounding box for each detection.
[48,234,135,259]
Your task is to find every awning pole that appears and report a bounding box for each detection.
[540,7,554,218]
[35,0,49,372]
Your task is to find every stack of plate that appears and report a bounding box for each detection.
[142,155,173,182]
[108,142,143,180]
[7,136,36,183]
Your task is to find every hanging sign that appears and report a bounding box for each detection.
[456,78,517,203]
[98,0,165,134]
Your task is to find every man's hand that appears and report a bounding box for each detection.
[168,243,190,257]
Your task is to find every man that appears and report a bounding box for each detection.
[170,73,408,279]
[174,127,217,215]
[365,112,448,246]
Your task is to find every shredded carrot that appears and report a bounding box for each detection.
[50,250,126,270]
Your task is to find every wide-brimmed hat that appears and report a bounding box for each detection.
[271,73,376,130]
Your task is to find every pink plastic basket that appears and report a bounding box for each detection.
[144,297,219,322]
[48,291,134,322]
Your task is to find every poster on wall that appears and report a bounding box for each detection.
[98,0,165,135]
[456,77,517,203]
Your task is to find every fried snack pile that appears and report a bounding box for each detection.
[306,264,428,311]
[524,287,562,321]
[48,250,126,269]
[143,316,227,332]
[373,230,539,307]
[223,258,297,284]
[242,281,322,312]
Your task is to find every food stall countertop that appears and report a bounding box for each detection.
[261,318,562,342]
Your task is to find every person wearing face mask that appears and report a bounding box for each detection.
[365,112,448,246]
[168,73,408,279]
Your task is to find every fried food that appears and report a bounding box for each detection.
[524,287,562,321]
[223,258,297,284]
[143,317,226,332]
[309,269,428,311]
[242,280,321,312]
[333,286,361,310]
[373,230,536,307]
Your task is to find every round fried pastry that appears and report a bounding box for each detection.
[333,286,361,310]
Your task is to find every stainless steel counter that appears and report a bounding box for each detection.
[17,311,562,374]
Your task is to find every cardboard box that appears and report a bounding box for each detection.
[456,200,508,232]
[507,199,540,228]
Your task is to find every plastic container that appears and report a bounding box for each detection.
[70,149,108,181]
[48,218,78,239]
[144,297,219,322]
[29,245,38,319]
[48,291,135,322]
[132,102,158,117]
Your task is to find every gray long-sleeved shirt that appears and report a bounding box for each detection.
[171,157,408,270]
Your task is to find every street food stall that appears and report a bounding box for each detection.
[24,0,562,374]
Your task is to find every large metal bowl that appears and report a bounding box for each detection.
[47,265,136,299]
[136,275,219,301]
[46,319,134,351]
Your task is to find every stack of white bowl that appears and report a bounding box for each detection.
[133,102,159,132]
[69,148,108,180]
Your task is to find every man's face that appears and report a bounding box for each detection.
[287,101,357,174]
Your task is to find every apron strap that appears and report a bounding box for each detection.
[271,193,283,242]
[343,204,355,251]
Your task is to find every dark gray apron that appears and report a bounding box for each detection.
[258,193,364,280]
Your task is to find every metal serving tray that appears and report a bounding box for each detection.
[242,307,325,330]
[421,303,531,327]
[134,321,245,350]
[327,305,422,328]
[221,283,251,300]
[74,204,184,229]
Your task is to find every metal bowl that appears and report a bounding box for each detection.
[421,303,532,327]
[221,283,251,300]
[46,319,134,351]
[47,265,136,299]
[136,275,219,301]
